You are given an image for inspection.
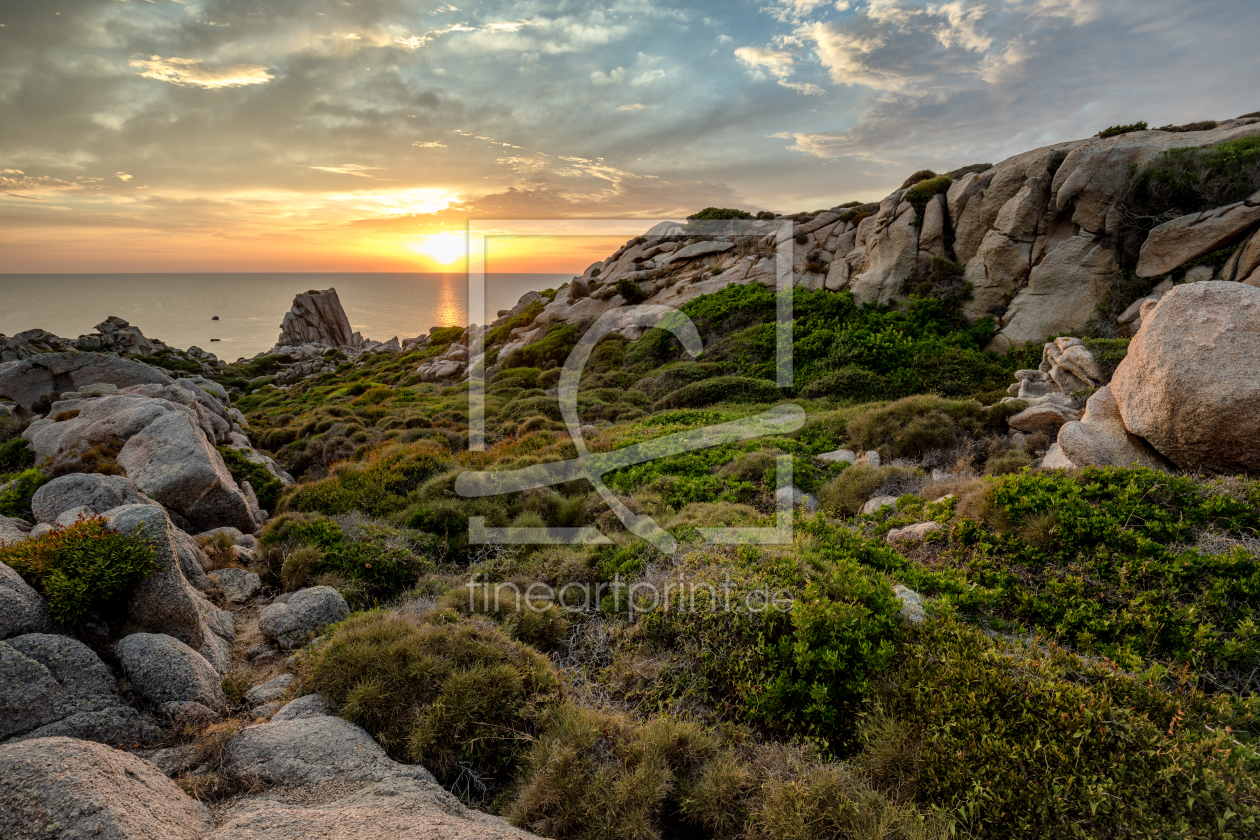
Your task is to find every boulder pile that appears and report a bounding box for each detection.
[1035,282,1260,475]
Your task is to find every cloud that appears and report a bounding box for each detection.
[300,164,388,179]
[128,55,274,88]
[114,172,133,181]
[616,103,649,111]
[412,141,447,148]
[778,80,825,95]
[591,67,627,84]
[631,69,668,85]
[734,46,799,78]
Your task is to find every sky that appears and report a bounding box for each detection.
[1,0,1258,273]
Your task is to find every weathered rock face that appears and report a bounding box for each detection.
[218,713,537,840]
[0,352,173,415]
[258,586,348,650]
[24,386,262,534]
[117,410,258,533]
[30,473,150,525]
[1137,195,1260,278]
[115,632,227,712]
[0,737,212,840]
[107,504,236,671]
[1055,385,1172,471]
[0,633,157,746]
[0,515,29,547]
[277,288,354,349]
[210,568,261,604]
[1111,281,1260,473]
[0,562,54,639]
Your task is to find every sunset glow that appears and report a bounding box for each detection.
[410,233,466,265]
[2,2,1256,274]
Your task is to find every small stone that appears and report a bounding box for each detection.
[258,586,349,650]
[860,495,898,515]
[817,448,856,464]
[208,568,261,604]
[893,584,926,624]
[245,673,294,705]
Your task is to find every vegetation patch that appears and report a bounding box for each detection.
[1,517,158,625]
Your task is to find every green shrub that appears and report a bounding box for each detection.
[844,395,1016,459]
[879,618,1260,839]
[904,176,952,224]
[280,443,450,518]
[505,324,578,370]
[798,365,890,401]
[616,277,649,305]
[951,467,1260,678]
[641,537,901,748]
[508,705,720,838]
[261,513,433,603]
[0,468,48,521]
[217,446,283,512]
[687,207,753,220]
[651,376,781,410]
[0,437,33,473]
[1098,121,1148,138]
[303,611,559,785]
[0,517,158,625]
[899,169,937,189]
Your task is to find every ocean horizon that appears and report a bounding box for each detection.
[0,272,572,360]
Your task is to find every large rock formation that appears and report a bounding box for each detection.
[0,737,212,840]
[1,634,158,746]
[0,351,174,416]
[276,288,355,349]
[22,377,265,533]
[1110,282,1260,473]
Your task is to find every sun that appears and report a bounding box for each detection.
[409,231,465,265]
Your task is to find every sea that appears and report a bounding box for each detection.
[0,273,572,361]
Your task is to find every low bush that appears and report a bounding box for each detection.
[616,277,650,305]
[651,376,781,411]
[1098,121,1148,138]
[798,365,890,401]
[261,513,435,603]
[302,611,559,789]
[950,467,1260,680]
[0,517,158,624]
[844,395,1019,459]
[640,539,901,749]
[687,207,753,220]
[0,436,33,473]
[818,463,926,517]
[0,468,48,521]
[217,447,283,513]
[878,618,1260,839]
[899,169,937,189]
[903,176,952,224]
[279,442,450,518]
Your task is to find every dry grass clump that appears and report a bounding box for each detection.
[818,464,928,517]
[196,530,239,571]
[172,718,266,802]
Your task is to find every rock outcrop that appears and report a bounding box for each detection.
[23,377,265,533]
[1110,282,1260,473]
[0,562,53,639]
[115,632,227,714]
[107,504,236,672]
[0,737,212,840]
[276,288,355,349]
[1,633,158,746]
[0,351,174,416]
